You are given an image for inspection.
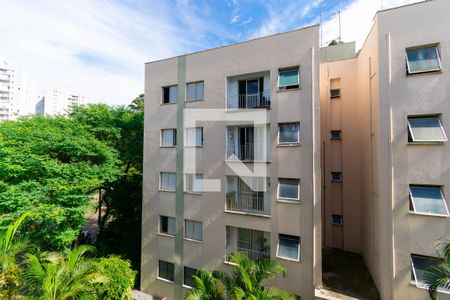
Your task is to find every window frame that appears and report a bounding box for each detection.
[277,178,300,201]
[407,115,447,143]
[331,214,343,225]
[184,173,203,193]
[159,215,176,236]
[162,85,177,104]
[160,172,176,192]
[409,185,449,217]
[330,88,341,99]
[410,254,447,291]
[278,67,300,90]
[406,44,442,75]
[331,172,343,182]
[161,128,177,147]
[184,219,203,241]
[185,127,204,147]
[186,81,204,102]
[276,234,301,262]
[278,122,300,145]
[183,266,198,288]
[158,260,175,282]
[330,130,342,140]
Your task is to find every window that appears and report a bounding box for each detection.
[185,174,203,193]
[331,172,343,182]
[278,68,299,90]
[406,45,441,74]
[409,185,449,216]
[158,260,175,282]
[411,254,444,289]
[278,123,300,144]
[185,219,202,241]
[277,178,300,201]
[161,129,177,147]
[331,130,342,140]
[160,216,175,235]
[160,172,176,191]
[332,214,343,225]
[162,85,177,104]
[184,267,198,288]
[277,234,300,261]
[408,116,447,143]
[330,89,341,99]
[186,127,203,146]
[186,81,204,102]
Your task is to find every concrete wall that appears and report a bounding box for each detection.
[142,26,321,299]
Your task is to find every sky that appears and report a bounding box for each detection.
[0,0,422,106]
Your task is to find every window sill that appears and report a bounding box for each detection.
[185,99,205,103]
[224,209,271,218]
[331,180,343,183]
[225,107,271,112]
[159,189,176,193]
[277,143,300,147]
[409,211,449,218]
[160,146,176,148]
[408,141,446,145]
[407,69,442,77]
[158,233,175,238]
[277,87,301,93]
[182,284,194,290]
[160,102,177,106]
[330,138,342,141]
[184,237,203,244]
[409,281,450,294]
[184,145,204,148]
[157,277,175,284]
[276,255,301,263]
[225,159,271,163]
[332,223,343,226]
[224,260,238,266]
[276,199,301,204]
[184,191,203,195]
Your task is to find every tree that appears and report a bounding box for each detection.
[424,241,450,299]
[128,93,144,112]
[185,270,226,300]
[21,245,106,300]
[0,116,120,249]
[0,213,30,299]
[96,255,137,300]
[185,253,295,300]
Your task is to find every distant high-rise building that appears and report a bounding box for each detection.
[36,87,85,116]
[0,58,36,120]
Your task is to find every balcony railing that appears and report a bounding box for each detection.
[227,144,266,161]
[227,92,270,109]
[226,246,270,262]
[226,192,269,215]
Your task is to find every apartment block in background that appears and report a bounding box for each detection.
[320,0,450,299]
[142,26,321,299]
[0,57,36,120]
[36,87,85,116]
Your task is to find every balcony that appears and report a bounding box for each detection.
[226,125,270,162]
[225,226,270,262]
[226,176,270,215]
[227,91,270,109]
[227,71,270,110]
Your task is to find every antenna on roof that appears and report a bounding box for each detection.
[320,0,323,47]
[338,0,342,42]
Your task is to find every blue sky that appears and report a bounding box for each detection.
[0,0,420,105]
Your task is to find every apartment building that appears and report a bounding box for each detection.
[36,87,85,116]
[0,58,36,120]
[142,26,321,299]
[320,0,450,299]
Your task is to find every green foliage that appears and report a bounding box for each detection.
[96,255,136,300]
[128,94,144,112]
[0,116,120,249]
[424,241,450,299]
[21,245,106,300]
[0,213,30,299]
[185,253,295,300]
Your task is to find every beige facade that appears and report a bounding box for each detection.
[142,26,321,299]
[320,0,450,299]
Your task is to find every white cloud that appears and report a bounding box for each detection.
[241,17,253,26]
[301,0,322,18]
[231,15,240,24]
[321,0,424,48]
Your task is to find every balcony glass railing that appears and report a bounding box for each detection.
[225,246,270,261]
[227,91,270,109]
[227,144,267,161]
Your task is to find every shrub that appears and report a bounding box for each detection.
[96,255,137,300]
